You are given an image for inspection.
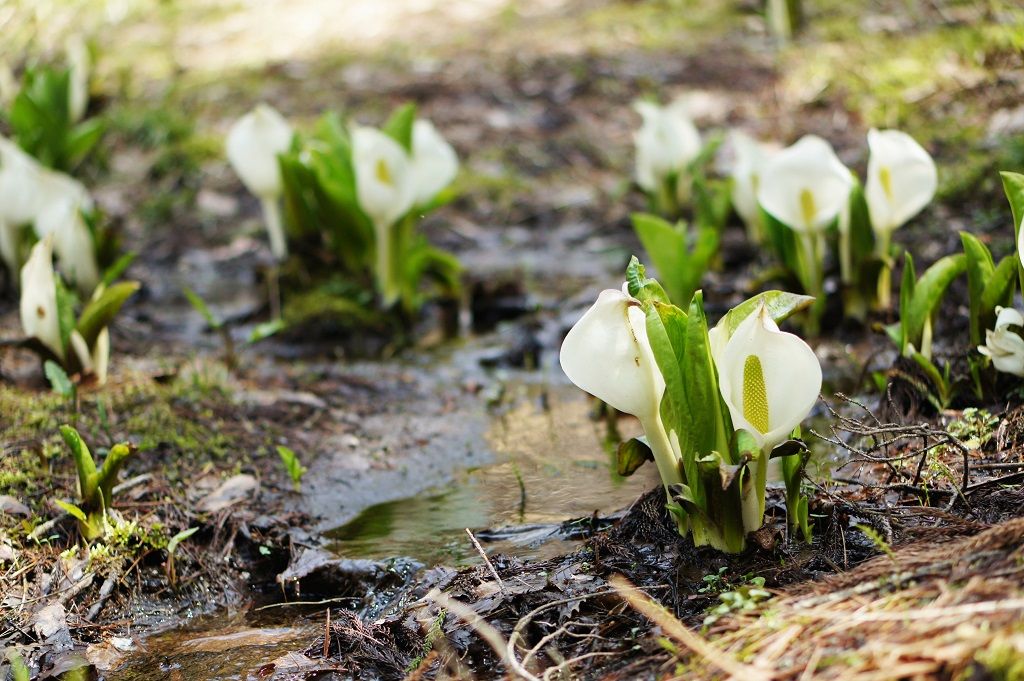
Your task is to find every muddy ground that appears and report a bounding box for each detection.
[2,0,1024,679]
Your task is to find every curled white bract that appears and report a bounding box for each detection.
[411,119,458,207]
[715,303,822,450]
[226,104,293,199]
[979,306,1024,377]
[559,286,665,422]
[864,128,937,235]
[757,135,854,233]
[633,99,701,193]
[19,238,64,360]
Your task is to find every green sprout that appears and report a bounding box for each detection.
[276,445,307,491]
[56,425,136,540]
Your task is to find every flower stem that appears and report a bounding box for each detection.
[639,413,683,492]
[875,229,893,310]
[374,220,399,307]
[260,197,287,261]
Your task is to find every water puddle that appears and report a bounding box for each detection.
[108,611,319,681]
[325,384,661,565]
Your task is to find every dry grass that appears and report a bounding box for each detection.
[616,518,1024,680]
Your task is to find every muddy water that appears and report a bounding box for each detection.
[325,384,661,565]
[108,611,319,681]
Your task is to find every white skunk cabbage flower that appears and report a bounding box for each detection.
[352,127,416,229]
[757,135,854,233]
[352,126,417,306]
[729,131,779,243]
[38,199,99,294]
[1018,216,1024,271]
[411,119,458,207]
[716,303,821,450]
[0,137,47,226]
[864,129,937,236]
[978,306,1024,377]
[66,35,90,123]
[633,99,701,193]
[559,286,665,421]
[560,285,682,488]
[19,238,63,360]
[226,104,294,260]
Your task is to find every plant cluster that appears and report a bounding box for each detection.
[560,258,819,552]
[227,102,461,318]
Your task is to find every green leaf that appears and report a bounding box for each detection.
[903,253,966,354]
[616,437,653,477]
[59,425,97,508]
[167,527,199,556]
[76,281,140,348]
[979,256,1017,335]
[625,256,670,304]
[65,118,105,170]
[246,319,287,344]
[44,360,74,398]
[714,290,815,339]
[54,499,87,522]
[1000,171,1024,293]
[382,103,417,152]
[101,253,136,288]
[631,213,719,307]
[276,446,308,489]
[961,232,995,346]
[183,287,220,329]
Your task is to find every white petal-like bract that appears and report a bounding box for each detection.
[757,135,854,233]
[716,303,821,450]
[979,306,1024,377]
[19,238,64,360]
[864,129,937,234]
[633,100,702,192]
[226,104,293,198]
[559,287,666,422]
[352,126,416,230]
[411,119,458,207]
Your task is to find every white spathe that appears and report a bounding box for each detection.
[716,303,822,450]
[19,238,63,360]
[352,126,416,229]
[729,130,779,235]
[39,199,100,294]
[757,135,854,233]
[411,119,458,207]
[69,326,110,385]
[559,286,665,422]
[978,306,1024,377]
[0,136,47,226]
[226,104,293,197]
[864,129,937,235]
[633,99,701,193]
[226,104,293,260]
[66,35,90,123]
[1017,216,1024,271]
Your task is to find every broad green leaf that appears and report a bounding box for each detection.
[54,499,87,522]
[846,182,875,271]
[631,213,686,297]
[904,253,966,352]
[167,527,199,556]
[960,232,995,346]
[1000,171,1024,293]
[44,360,74,398]
[382,103,417,152]
[65,118,105,170]
[715,290,815,338]
[645,301,688,449]
[979,256,1017,334]
[76,281,140,348]
[615,437,653,477]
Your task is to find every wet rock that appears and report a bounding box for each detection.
[0,495,30,517]
[32,603,72,652]
[196,474,260,513]
[86,637,134,671]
